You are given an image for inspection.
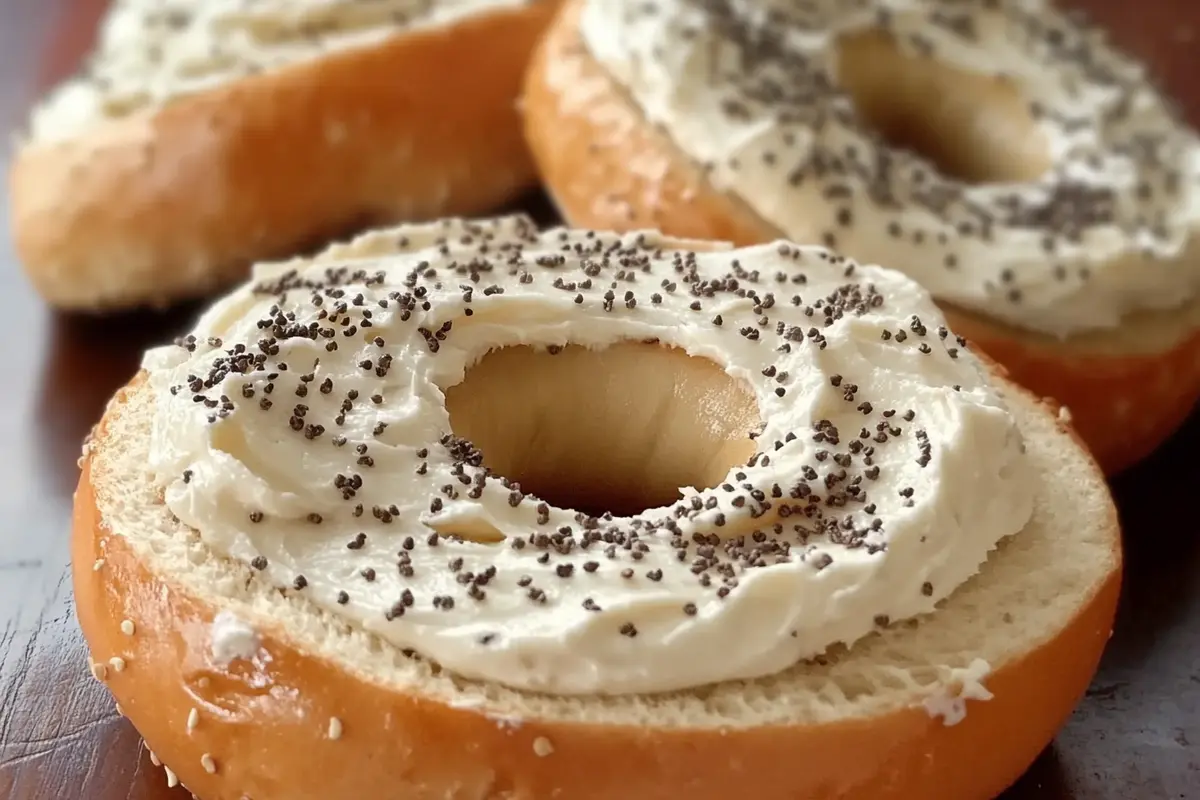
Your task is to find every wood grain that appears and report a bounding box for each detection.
[0,0,1197,797]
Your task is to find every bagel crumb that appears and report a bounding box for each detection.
[120,619,135,636]
[187,708,199,732]
[92,559,105,572]
[533,736,554,757]
[165,767,179,788]
[922,658,995,726]
[89,662,107,681]
[109,656,126,672]
[201,753,217,774]
[328,717,344,740]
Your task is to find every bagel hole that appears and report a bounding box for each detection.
[836,30,1051,184]
[442,343,761,519]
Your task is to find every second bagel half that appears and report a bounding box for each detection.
[523,0,1200,474]
[12,0,559,312]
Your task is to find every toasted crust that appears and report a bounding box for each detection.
[73,373,1120,800]
[522,0,1200,475]
[11,2,557,311]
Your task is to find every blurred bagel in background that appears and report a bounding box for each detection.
[523,0,1200,474]
[10,0,558,311]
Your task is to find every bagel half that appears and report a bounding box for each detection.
[522,0,1200,475]
[75,360,1118,799]
[11,1,557,311]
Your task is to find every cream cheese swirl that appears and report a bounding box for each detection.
[30,0,532,143]
[579,0,1200,337]
[143,216,1034,695]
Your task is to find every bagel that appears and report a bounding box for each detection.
[523,0,1200,474]
[10,0,558,311]
[74,216,1120,800]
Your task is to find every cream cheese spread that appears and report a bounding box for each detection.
[579,0,1200,337]
[142,215,1034,694]
[30,0,531,143]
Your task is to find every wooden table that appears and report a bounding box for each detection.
[0,1,1197,797]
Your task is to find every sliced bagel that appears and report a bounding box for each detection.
[74,358,1119,800]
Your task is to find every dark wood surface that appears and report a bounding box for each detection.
[1,1,1198,797]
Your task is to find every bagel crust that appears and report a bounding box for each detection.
[10,1,557,311]
[522,0,1200,474]
[74,369,1120,800]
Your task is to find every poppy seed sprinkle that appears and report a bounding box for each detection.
[144,214,1033,695]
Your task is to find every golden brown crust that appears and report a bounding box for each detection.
[522,0,1200,475]
[12,2,557,312]
[73,377,1121,800]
